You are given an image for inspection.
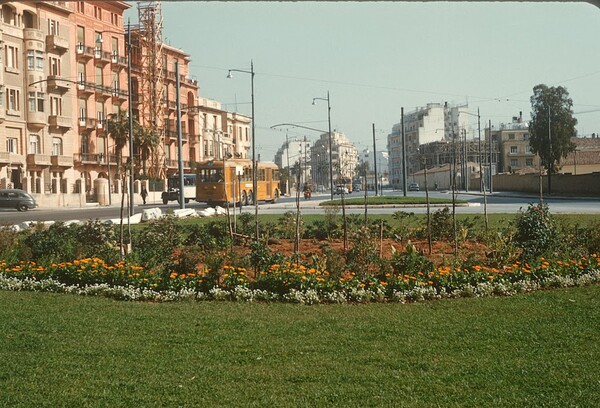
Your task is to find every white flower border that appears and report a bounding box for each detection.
[1,269,599,304]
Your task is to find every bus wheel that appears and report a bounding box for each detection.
[271,189,280,203]
[185,198,190,204]
[162,197,168,205]
[241,191,247,206]
[246,191,253,205]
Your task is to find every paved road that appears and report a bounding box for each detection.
[0,190,598,225]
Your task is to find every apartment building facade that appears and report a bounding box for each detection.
[310,131,358,189]
[1,1,251,208]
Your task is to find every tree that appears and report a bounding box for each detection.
[529,84,577,193]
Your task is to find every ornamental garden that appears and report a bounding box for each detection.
[1,203,599,304]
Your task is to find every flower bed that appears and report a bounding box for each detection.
[2,255,599,304]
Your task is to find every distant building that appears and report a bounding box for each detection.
[310,131,358,191]
[387,103,470,189]
[274,136,311,187]
[358,148,389,188]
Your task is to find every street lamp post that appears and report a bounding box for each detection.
[98,22,135,216]
[227,61,257,241]
[312,92,334,200]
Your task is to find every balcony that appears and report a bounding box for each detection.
[24,28,44,42]
[27,154,52,167]
[51,155,73,167]
[76,43,94,60]
[27,111,46,130]
[77,81,94,95]
[74,153,102,164]
[111,87,128,102]
[48,115,72,130]
[94,84,113,99]
[46,34,69,52]
[111,52,127,68]
[46,75,71,92]
[94,49,111,65]
[78,117,96,129]
[0,152,24,165]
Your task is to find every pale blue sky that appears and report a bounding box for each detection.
[126,1,600,160]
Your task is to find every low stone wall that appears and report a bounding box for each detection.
[479,173,600,196]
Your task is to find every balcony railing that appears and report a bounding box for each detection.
[48,115,72,129]
[27,154,52,167]
[46,34,69,52]
[76,43,94,59]
[75,153,104,164]
[46,75,71,92]
[51,155,73,167]
[0,152,25,164]
[78,117,96,129]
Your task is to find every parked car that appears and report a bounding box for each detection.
[334,185,349,195]
[0,189,38,211]
[408,182,420,192]
[352,183,361,192]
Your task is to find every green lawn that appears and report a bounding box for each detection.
[1,286,599,407]
[320,195,464,206]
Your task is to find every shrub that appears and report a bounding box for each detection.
[346,226,380,276]
[132,216,185,269]
[73,220,121,264]
[0,226,21,263]
[513,203,559,260]
[21,222,78,264]
[390,242,435,276]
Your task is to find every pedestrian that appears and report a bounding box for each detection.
[141,186,148,205]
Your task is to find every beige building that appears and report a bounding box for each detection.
[0,1,252,208]
[310,131,357,190]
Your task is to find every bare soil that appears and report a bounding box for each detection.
[265,237,489,265]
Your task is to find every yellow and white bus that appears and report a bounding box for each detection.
[195,159,281,206]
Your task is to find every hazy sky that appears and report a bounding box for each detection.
[125,1,600,160]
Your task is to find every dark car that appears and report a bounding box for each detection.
[0,189,38,211]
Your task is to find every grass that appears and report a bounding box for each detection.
[1,286,599,407]
[320,195,464,206]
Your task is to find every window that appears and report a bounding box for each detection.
[79,98,87,121]
[526,159,534,166]
[52,137,63,156]
[7,88,20,112]
[78,62,86,83]
[28,92,44,112]
[77,2,84,13]
[95,31,102,55]
[95,65,103,86]
[525,145,532,153]
[5,44,18,69]
[7,138,18,154]
[77,25,85,51]
[29,134,41,154]
[510,159,518,168]
[27,50,34,69]
[36,51,43,70]
[96,101,104,125]
[508,133,515,140]
[50,96,62,116]
[94,6,102,19]
[49,56,61,76]
[48,19,59,35]
[510,146,518,154]
[112,71,119,91]
[111,12,118,26]
[111,37,118,59]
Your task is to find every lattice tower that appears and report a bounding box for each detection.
[137,1,165,179]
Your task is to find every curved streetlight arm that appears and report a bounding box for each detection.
[270,123,327,134]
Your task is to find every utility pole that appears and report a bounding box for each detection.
[372,123,378,196]
[401,107,407,196]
